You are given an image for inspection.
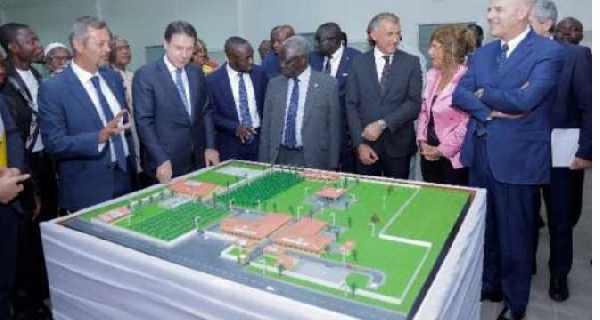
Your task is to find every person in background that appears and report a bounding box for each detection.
[309,22,361,173]
[261,24,295,79]
[258,39,272,60]
[467,23,485,48]
[417,25,474,186]
[530,1,592,302]
[190,38,219,74]
[0,54,7,85]
[554,16,584,45]
[43,42,71,76]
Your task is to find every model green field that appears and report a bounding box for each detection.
[77,162,470,314]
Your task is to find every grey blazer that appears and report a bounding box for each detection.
[259,70,340,170]
[346,49,422,157]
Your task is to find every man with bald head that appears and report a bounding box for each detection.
[530,1,591,302]
[452,0,563,318]
[206,37,268,161]
[261,24,295,79]
[259,36,340,170]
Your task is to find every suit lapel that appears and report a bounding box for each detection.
[275,77,288,142]
[249,67,263,114]
[219,67,238,116]
[185,64,199,121]
[366,50,380,95]
[157,59,191,122]
[100,70,125,110]
[336,48,351,81]
[496,32,536,81]
[65,66,104,128]
[302,71,318,131]
[382,49,403,98]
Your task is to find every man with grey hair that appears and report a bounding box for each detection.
[259,35,340,170]
[39,16,137,213]
[529,0,558,38]
[530,1,592,303]
[346,12,422,179]
[452,0,563,318]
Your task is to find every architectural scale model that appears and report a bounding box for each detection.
[70,160,471,319]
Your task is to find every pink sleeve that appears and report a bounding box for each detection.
[437,110,469,159]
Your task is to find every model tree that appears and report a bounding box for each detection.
[352,248,358,262]
[278,263,285,276]
[347,216,353,228]
[350,282,357,298]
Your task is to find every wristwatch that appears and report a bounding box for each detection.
[377,119,387,130]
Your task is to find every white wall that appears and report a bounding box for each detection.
[0,0,592,70]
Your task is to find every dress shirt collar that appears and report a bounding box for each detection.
[71,61,98,85]
[329,45,344,63]
[226,62,245,78]
[163,55,184,73]
[501,26,530,57]
[374,46,393,64]
[290,66,311,84]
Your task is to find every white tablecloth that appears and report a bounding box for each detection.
[41,185,485,320]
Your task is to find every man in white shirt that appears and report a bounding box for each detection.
[39,16,136,214]
[206,37,268,161]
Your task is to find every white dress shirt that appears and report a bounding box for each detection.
[226,63,261,128]
[16,68,44,152]
[163,56,191,116]
[71,62,130,161]
[322,45,345,77]
[282,67,311,147]
[374,47,394,82]
[501,26,531,58]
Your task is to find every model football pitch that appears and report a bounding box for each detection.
[79,160,470,315]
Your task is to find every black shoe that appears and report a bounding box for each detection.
[496,306,525,320]
[481,290,503,302]
[549,276,569,302]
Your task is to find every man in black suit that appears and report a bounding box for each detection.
[346,12,422,179]
[0,22,56,318]
[134,21,219,185]
[530,2,592,302]
[309,22,361,173]
[0,95,30,320]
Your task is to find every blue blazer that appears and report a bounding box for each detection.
[309,46,361,101]
[552,43,592,160]
[39,65,137,211]
[452,31,563,184]
[133,58,215,178]
[206,64,267,160]
[261,53,280,79]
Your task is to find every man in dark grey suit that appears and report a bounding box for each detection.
[259,36,340,170]
[346,12,422,179]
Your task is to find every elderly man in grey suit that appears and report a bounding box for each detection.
[346,12,422,179]
[259,35,340,170]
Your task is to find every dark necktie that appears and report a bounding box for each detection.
[499,43,509,65]
[175,68,191,116]
[237,72,253,127]
[284,77,300,148]
[324,56,332,75]
[90,76,128,173]
[380,55,391,93]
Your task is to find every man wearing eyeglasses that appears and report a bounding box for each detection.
[259,35,340,170]
[43,42,71,76]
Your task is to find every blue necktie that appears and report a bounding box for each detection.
[380,55,391,93]
[175,68,191,116]
[499,43,509,65]
[324,56,332,75]
[238,72,252,127]
[90,76,128,173]
[284,77,300,148]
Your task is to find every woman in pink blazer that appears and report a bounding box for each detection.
[417,25,476,185]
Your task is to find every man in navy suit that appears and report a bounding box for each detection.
[309,22,361,172]
[206,37,267,161]
[530,1,592,302]
[39,16,137,213]
[452,0,563,318]
[133,21,219,185]
[261,24,295,79]
[0,95,29,320]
